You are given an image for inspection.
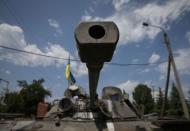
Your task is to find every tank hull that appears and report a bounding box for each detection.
[9,119,155,131]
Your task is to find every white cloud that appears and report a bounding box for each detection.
[0,23,66,67]
[92,0,98,6]
[0,23,88,77]
[186,31,190,44]
[48,19,60,29]
[174,48,190,75]
[48,19,63,34]
[57,75,61,79]
[141,68,150,73]
[89,6,95,13]
[158,47,190,75]
[82,0,190,45]
[134,0,190,38]
[135,0,190,24]
[182,84,190,99]
[117,80,155,100]
[117,80,139,100]
[5,70,11,75]
[148,53,160,64]
[71,62,88,77]
[82,12,145,45]
[132,58,138,63]
[0,23,26,48]
[112,0,130,11]
[144,80,153,88]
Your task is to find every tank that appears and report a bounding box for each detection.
[3,21,190,131]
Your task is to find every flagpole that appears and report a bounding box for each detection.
[65,54,76,89]
[68,78,69,88]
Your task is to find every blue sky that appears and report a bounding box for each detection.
[0,0,190,101]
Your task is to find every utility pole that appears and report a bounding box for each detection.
[161,55,171,116]
[143,22,190,119]
[151,84,155,101]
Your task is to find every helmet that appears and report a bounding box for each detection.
[68,84,79,91]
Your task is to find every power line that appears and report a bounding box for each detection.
[0,44,80,62]
[106,61,166,66]
[0,44,167,66]
[0,1,167,67]
[0,1,58,79]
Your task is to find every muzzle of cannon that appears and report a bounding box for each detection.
[75,21,119,109]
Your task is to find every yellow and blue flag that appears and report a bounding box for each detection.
[65,58,70,80]
[65,56,76,85]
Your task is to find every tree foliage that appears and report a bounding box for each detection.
[0,79,51,116]
[132,84,154,115]
[188,90,190,113]
[168,83,183,116]
[4,92,24,113]
[155,88,164,114]
[19,79,51,116]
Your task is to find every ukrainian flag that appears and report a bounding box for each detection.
[65,56,76,85]
[65,58,70,80]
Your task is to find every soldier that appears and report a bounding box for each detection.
[64,84,86,99]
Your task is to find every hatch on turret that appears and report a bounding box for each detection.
[100,86,137,119]
[102,86,122,101]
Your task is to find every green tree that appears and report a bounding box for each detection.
[132,84,154,115]
[19,79,51,116]
[0,97,7,112]
[156,88,164,114]
[188,90,190,112]
[0,79,51,116]
[0,87,9,112]
[168,83,183,116]
[3,92,24,113]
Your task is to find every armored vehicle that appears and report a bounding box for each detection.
[2,21,190,131]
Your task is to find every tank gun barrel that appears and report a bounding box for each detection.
[75,22,119,109]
